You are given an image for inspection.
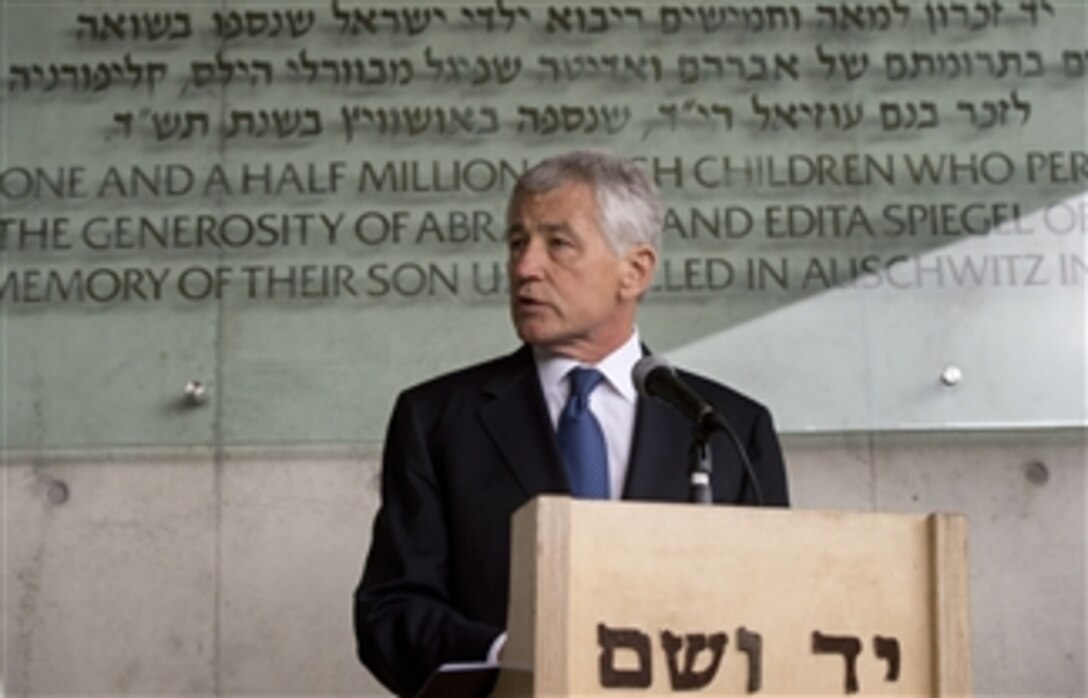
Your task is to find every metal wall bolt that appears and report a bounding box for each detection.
[184,380,208,405]
[940,365,963,387]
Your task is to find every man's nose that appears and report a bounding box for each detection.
[510,238,545,281]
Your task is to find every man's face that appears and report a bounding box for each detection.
[506,182,654,362]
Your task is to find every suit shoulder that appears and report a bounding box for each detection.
[398,347,529,406]
[678,368,771,418]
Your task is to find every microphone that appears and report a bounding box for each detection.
[632,355,764,505]
[632,355,727,432]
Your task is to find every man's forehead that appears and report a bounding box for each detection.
[505,219,572,236]
[507,182,598,222]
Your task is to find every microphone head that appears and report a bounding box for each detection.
[632,354,674,397]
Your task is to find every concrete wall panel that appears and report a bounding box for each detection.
[3,457,218,695]
[217,452,384,696]
[781,433,876,512]
[2,433,1083,696]
[872,431,1086,697]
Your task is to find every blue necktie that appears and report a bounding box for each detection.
[558,367,609,499]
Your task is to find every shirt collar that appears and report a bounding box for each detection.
[533,329,642,403]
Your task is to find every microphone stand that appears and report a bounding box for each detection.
[688,417,766,506]
[688,422,714,505]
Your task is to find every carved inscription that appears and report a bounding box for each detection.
[597,623,906,693]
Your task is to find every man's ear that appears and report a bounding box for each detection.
[619,244,658,300]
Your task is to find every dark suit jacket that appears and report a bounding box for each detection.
[354,346,789,696]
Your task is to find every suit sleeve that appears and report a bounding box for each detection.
[354,392,502,696]
[743,405,790,506]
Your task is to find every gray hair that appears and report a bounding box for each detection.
[509,150,663,254]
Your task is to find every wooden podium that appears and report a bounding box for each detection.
[494,497,970,696]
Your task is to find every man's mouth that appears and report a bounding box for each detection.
[514,295,548,312]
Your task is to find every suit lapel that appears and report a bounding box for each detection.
[478,347,570,497]
[623,394,691,502]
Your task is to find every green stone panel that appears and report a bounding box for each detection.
[1,0,1085,448]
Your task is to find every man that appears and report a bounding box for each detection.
[354,150,789,695]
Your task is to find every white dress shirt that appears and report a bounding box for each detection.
[533,329,642,500]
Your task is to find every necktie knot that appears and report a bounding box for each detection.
[567,367,605,408]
